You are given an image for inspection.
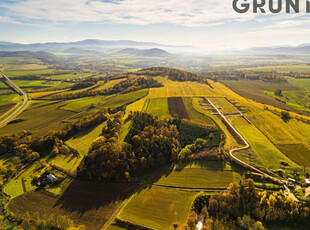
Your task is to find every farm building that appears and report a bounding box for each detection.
[305,187,310,201]
[48,173,56,182]
[288,178,296,183]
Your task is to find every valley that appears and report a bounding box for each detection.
[0,53,309,230]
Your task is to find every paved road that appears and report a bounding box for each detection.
[206,98,286,185]
[0,71,28,126]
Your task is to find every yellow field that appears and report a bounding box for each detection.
[4,64,48,70]
[147,77,218,98]
[29,89,69,99]
[125,77,233,114]
[92,78,125,91]
[237,64,310,73]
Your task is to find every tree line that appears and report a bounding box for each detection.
[137,67,211,86]
[51,76,162,100]
[204,70,288,83]
[183,179,310,230]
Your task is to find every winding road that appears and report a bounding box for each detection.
[0,71,28,126]
[206,98,286,185]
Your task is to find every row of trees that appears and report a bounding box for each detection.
[71,80,97,90]
[52,76,162,100]
[178,138,224,161]
[183,179,310,230]
[102,75,163,94]
[204,71,288,82]
[137,67,211,86]
[18,213,85,230]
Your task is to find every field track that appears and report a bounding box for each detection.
[206,98,287,185]
[0,71,28,126]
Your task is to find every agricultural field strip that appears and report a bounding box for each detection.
[0,71,29,126]
[101,193,136,230]
[206,97,286,185]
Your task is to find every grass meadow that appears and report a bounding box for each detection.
[232,117,297,170]
[118,186,196,230]
[145,98,169,118]
[182,97,216,127]
[154,161,244,189]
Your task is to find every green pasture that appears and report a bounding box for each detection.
[145,98,169,118]
[118,186,196,230]
[277,144,310,167]
[0,100,76,136]
[209,97,239,115]
[232,117,298,170]
[12,80,74,91]
[154,161,244,189]
[103,89,149,109]
[289,77,310,91]
[4,69,53,77]
[182,97,216,127]
[60,95,110,112]
[66,121,107,157]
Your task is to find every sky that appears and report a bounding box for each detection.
[0,0,310,49]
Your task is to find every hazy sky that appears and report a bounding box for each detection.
[1,0,310,48]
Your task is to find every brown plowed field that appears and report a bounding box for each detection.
[168,97,189,119]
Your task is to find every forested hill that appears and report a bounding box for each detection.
[0,51,59,64]
[136,67,211,86]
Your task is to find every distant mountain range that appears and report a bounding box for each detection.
[0,39,182,52]
[251,44,310,54]
[0,51,59,63]
[116,48,171,57]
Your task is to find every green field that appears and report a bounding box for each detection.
[265,90,310,114]
[145,98,169,117]
[289,77,310,91]
[246,109,310,150]
[4,177,37,198]
[118,186,196,230]
[277,144,310,167]
[0,94,18,106]
[182,97,216,127]
[4,68,53,77]
[238,65,310,73]
[60,95,110,112]
[3,162,44,198]
[154,161,244,189]
[209,97,240,115]
[103,89,149,109]
[232,117,297,170]
[120,120,132,142]
[0,100,76,136]
[46,72,94,80]
[94,78,125,91]
[221,80,301,112]
[12,79,74,91]
[66,121,106,157]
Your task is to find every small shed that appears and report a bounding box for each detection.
[288,178,296,183]
[305,187,310,201]
[48,173,56,182]
[305,178,310,186]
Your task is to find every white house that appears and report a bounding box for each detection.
[48,173,56,182]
